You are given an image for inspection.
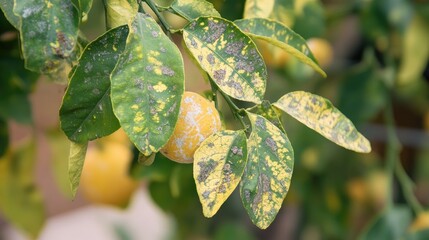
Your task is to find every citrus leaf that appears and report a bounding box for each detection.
[60,25,128,143]
[194,130,247,217]
[248,100,285,133]
[68,141,88,198]
[0,141,45,238]
[111,13,185,156]
[104,0,138,29]
[0,0,20,29]
[78,0,93,21]
[170,0,220,21]
[243,0,275,19]
[273,91,371,153]
[183,17,267,103]
[234,18,327,77]
[13,0,79,73]
[240,112,294,229]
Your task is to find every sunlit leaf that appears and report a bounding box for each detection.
[60,25,128,142]
[234,18,326,77]
[194,130,247,217]
[273,91,371,153]
[111,13,184,156]
[46,129,73,198]
[248,100,285,133]
[68,141,88,198]
[13,0,79,73]
[183,17,267,103]
[0,0,19,29]
[170,0,220,21]
[243,0,275,19]
[397,15,429,86]
[240,112,294,229]
[0,141,45,238]
[104,0,138,29]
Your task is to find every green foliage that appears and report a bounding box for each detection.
[68,141,88,197]
[170,0,220,21]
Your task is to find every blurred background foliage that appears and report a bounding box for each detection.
[1,0,429,239]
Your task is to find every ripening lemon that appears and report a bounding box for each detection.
[256,39,290,68]
[160,91,222,163]
[80,142,139,207]
[97,128,130,147]
[306,38,333,67]
[409,212,429,232]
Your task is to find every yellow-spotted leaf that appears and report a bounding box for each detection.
[273,91,371,153]
[13,0,79,73]
[111,13,184,156]
[234,18,326,77]
[183,17,267,104]
[248,100,285,133]
[243,0,275,19]
[104,0,138,29]
[68,141,88,198]
[170,0,220,21]
[194,130,247,217]
[240,112,294,229]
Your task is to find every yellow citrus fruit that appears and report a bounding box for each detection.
[97,128,130,147]
[256,39,290,68]
[161,91,222,163]
[80,142,139,207]
[410,212,429,232]
[306,38,333,67]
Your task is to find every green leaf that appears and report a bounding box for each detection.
[46,129,73,198]
[360,206,412,240]
[0,0,20,29]
[78,0,93,21]
[240,112,294,229]
[248,100,285,133]
[183,17,267,103]
[234,18,326,77]
[243,0,275,19]
[170,0,220,21]
[104,0,138,29]
[0,141,45,238]
[60,25,128,142]
[68,141,88,198]
[0,119,7,157]
[397,15,429,85]
[111,13,185,156]
[194,130,247,217]
[13,0,79,73]
[273,91,371,153]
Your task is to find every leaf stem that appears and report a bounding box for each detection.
[217,86,248,132]
[143,0,170,33]
[395,159,424,214]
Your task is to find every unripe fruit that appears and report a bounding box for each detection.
[80,142,139,207]
[161,91,222,163]
[256,39,290,68]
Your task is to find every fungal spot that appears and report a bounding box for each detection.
[218,185,226,193]
[213,69,226,81]
[197,160,218,182]
[145,65,153,72]
[236,61,254,72]
[135,79,144,89]
[225,41,244,56]
[151,31,159,38]
[202,191,210,199]
[226,81,244,96]
[198,55,203,62]
[207,54,215,65]
[92,88,100,95]
[190,38,198,48]
[231,146,243,156]
[255,117,265,129]
[161,66,175,76]
[265,137,277,152]
[208,142,215,147]
[160,47,166,53]
[206,19,226,43]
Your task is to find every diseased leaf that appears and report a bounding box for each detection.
[0,0,20,29]
[243,0,275,19]
[111,13,184,156]
[104,0,138,29]
[273,91,371,153]
[194,130,247,217]
[68,141,88,198]
[234,18,326,77]
[13,0,79,73]
[183,17,267,103]
[60,25,128,142]
[170,0,220,21]
[248,100,285,133]
[240,112,294,229]
[0,141,45,238]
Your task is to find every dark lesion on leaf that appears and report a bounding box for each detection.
[265,137,277,152]
[252,173,271,212]
[205,19,226,43]
[231,146,243,156]
[197,159,218,182]
[213,69,226,81]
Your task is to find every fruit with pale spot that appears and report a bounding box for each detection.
[80,142,139,207]
[161,91,222,163]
